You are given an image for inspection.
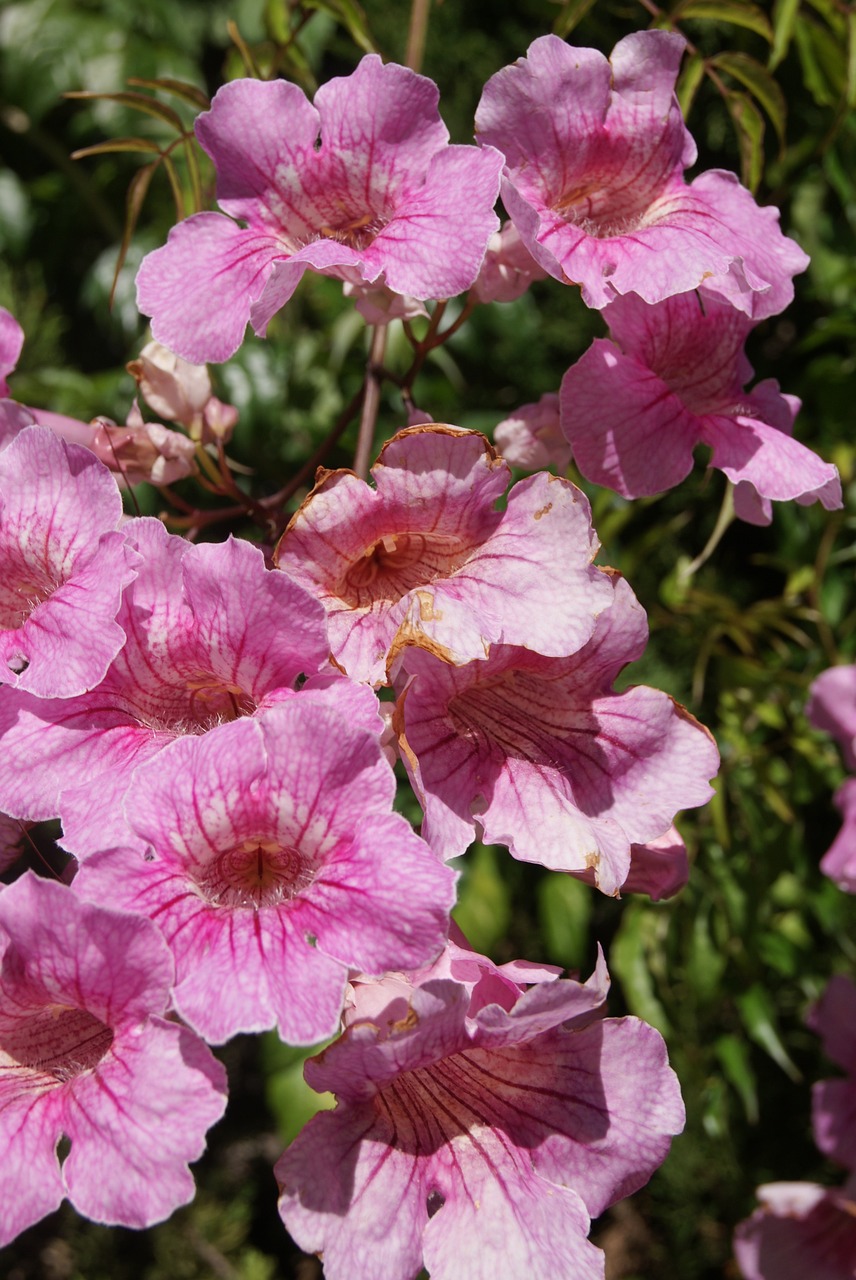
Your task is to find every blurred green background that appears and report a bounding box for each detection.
[2,1,856,1276]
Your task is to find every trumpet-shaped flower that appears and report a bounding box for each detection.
[807,665,856,772]
[73,701,456,1045]
[276,937,684,1280]
[0,307,23,396]
[394,576,718,894]
[734,1179,856,1280]
[0,872,227,1244]
[0,518,374,858]
[276,425,612,686]
[560,289,840,518]
[136,57,504,363]
[0,426,138,698]
[808,975,856,1172]
[494,393,570,472]
[476,32,808,317]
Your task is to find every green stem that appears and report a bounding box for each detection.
[679,482,736,583]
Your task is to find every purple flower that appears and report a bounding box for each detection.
[73,699,456,1045]
[476,32,808,316]
[0,426,139,698]
[808,666,856,772]
[275,425,613,687]
[808,974,856,1172]
[0,872,227,1244]
[394,575,718,894]
[276,937,684,1280]
[734,1179,856,1280]
[807,668,856,890]
[136,57,504,363]
[560,288,840,519]
[0,307,24,397]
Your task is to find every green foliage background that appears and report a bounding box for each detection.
[2,1,856,1277]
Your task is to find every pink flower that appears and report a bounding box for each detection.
[0,426,138,698]
[476,32,808,316]
[560,289,840,518]
[276,938,684,1280]
[0,518,357,858]
[807,666,856,772]
[0,872,227,1244]
[818,778,856,893]
[33,403,198,487]
[127,341,239,443]
[394,576,719,894]
[471,220,548,305]
[808,974,856,1172]
[0,307,24,396]
[73,700,456,1045]
[275,425,613,686]
[568,825,689,901]
[136,58,504,363]
[734,1179,856,1280]
[494,393,570,472]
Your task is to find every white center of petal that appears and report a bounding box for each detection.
[0,1004,114,1081]
[338,532,471,608]
[193,838,316,909]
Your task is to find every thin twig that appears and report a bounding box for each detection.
[353,325,388,480]
[405,0,431,72]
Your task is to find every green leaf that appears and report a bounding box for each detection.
[451,844,511,957]
[715,1034,759,1123]
[725,90,766,191]
[64,90,186,133]
[736,984,801,1081]
[110,160,157,309]
[794,15,847,106]
[674,1,773,42]
[711,52,786,146]
[538,873,592,971]
[552,0,598,39]
[848,11,856,105]
[770,0,801,69]
[610,904,672,1038]
[126,76,209,111]
[70,137,163,159]
[677,51,706,118]
[302,0,378,54]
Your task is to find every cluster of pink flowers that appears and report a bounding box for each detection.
[0,22,839,1278]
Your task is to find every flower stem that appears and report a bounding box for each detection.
[353,324,388,480]
[405,0,431,73]
[679,481,735,583]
